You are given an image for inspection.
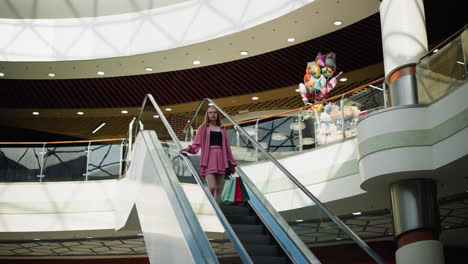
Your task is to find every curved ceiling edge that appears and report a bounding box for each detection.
[0,0,190,19]
[0,0,315,62]
[0,0,379,79]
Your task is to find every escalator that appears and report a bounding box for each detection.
[222,202,291,264]
[131,94,385,264]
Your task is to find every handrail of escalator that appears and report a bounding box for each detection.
[135,94,253,264]
[185,98,386,264]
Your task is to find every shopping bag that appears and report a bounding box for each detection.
[221,176,236,204]
[221,175,250,205]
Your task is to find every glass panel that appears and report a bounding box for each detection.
[417,29,467,104]
[228,114,305,162]
[342,81,385,139]
[87,142,122,180]
[42,143,88,182]
[257,116,300,153]
[300,110,318,150]
[314,99,344,146]
[138,100,243,261]
[0,145,42,182]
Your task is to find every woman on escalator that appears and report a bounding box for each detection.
[180,107,237,204]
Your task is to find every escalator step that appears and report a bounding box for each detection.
[250,256,289,264]
[231,224,264,234]
[237,234,272,245]
[243,244,281,256]
[220,205,251,216]
[225,215,258,225]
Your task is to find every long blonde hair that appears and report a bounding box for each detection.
[200,106,222,127]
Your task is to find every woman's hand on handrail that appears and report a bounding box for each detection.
[180,147,189,154]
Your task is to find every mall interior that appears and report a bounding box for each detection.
[0,0,467,263]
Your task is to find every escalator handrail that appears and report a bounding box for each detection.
[185,98,386,264]
[136,94,254,264]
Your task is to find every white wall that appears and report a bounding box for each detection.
[358,83,468,191]
[0,180,118,232]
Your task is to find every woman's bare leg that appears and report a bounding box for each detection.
[206,174,226,204]
[214,174,225,204]
[205,174,217,200]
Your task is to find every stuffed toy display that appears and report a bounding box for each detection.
[314,103,361,145]
[298,52,342,105]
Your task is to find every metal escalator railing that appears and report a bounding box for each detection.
[185,98,386,264]
[135,94,253,264]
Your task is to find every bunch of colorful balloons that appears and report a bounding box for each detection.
[298,52,342,105]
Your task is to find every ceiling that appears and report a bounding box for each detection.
[0,0,189,19]
[0,0,378,77]
[0,0,465,141]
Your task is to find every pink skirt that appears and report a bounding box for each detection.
[201,147,226,178]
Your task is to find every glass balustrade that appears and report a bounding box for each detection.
[184,79,385,158]
[417,27,467,104]
[0,140,124,182]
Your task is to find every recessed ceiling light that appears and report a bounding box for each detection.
[0,73,4,77]
[433,49,439,53]
[145,67,153,72]
[165,108,172,111]
[240,51,249,56]
[121,110,128,114]
[340,77,348,82]
[32,112,39,115]
[33,238,41,241]
[287,38,295,42]
[352,211,362,215]
[333,20,343,26]
[251,96,259,100]
[296,219,304,222]
[97,71,105,75]
[153,115,159,118]
[86,236,93,239]
[193,60,201,65]
[77,111,84,115]
[48,73,55,77]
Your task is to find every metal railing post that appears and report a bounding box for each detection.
[83,141,91,181]
[128,117,136,161]
[255,120,259,161]
[297,111,303,151]
[37,143,46,182]
[340,94,346,140]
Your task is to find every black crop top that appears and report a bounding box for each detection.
[210,131,222,146]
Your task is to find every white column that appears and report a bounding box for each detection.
[396,240,444,264]
[380,0,428,75]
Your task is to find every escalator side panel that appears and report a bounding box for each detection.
[241,172,321,264]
